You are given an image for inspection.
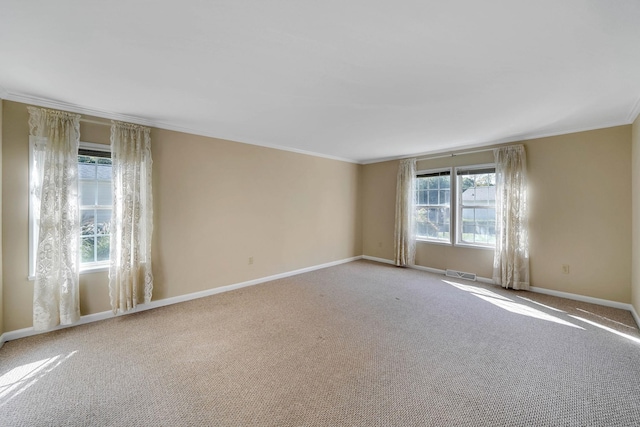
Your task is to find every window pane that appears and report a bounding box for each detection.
[458,170,496,246]
[461,207,495,245]
[416,206,450,240]
[417,189,427,205]
[463,188,477,203]
[439,190,447,204]
[78,151,112,266]
[80,181,96,205]
[80,210,95,235]
[97,164,112,181]
[81,237,95,263]
[428,190,438,204]
[97,236,110,261]
[97,182,112,206]
[417,177,428,191]
[96,210,111,235]
[474,186,493,205]
[78,163,96,180]
[415,173,451,242]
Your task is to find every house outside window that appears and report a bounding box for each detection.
[456,166,496,247]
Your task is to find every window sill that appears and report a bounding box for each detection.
[28,264,109,281]
[454,242,495,251]
[415,238,452,247]
[80,264,110,274]
[414,238,495,251]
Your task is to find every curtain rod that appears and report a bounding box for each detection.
[416,147,495,162]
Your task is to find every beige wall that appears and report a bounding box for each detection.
[361,160,397,261]
[2,100,362,332]
[1,96,633,332]
[363,126,632,303]
[632,115,640,314]
[150,127,362,301]
[528,126,631,302]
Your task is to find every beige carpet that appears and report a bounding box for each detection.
[2,260,640,426]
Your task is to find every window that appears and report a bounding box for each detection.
[29,141,112,279]
[456,166,496,246]
[78,145,113,266]
[413,164,496,249]
[415,169,451,242]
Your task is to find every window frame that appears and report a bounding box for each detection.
[28,141,112,280]
[78,142,113,272]
[415,167,453,245]
[454,163,496,249]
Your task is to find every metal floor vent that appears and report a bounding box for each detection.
[445,269,477,281]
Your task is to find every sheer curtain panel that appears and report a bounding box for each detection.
[28,106,81,330]
[109,121,154,313]
[493,145,530,290]
[394,158,417,266]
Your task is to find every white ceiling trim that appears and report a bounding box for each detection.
[627,95,640,123]
[2,90,636,166]
[363,119,632,165]
[150,120,360,164]
[3,91,155,127]
[2,91,360,164]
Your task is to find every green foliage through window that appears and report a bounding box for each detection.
[78,153,112,264]
[415,172,451,241]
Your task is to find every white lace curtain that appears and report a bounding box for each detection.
[394,158,417,266]
[109,121,154,313]
[493,145,530,290]
[28,107,81,330]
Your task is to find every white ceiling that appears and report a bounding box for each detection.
[1,1,640,163]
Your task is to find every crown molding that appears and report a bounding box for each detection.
[3,89,635,166]
[627,95,640,123]
[3,91,155,127]
[2,90,361,164]
[147,120,360,164]
[362,119,631,165]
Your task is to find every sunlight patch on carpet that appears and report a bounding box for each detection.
[569,316,640,345]
[442,280,583,329]
[516,296,566,313]
[575,308,638,330]
[0,351,77,407]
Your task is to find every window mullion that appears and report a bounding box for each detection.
[77,147,113,270]
[455,165,496,247]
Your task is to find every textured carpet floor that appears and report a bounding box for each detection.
[2,260,640,426]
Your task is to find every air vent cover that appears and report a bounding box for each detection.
[445,269,477,281]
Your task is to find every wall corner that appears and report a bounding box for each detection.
[631,112,640,323]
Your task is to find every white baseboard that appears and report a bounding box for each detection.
[362,255,494,282]
[528,286,632,312]
[362,255,639,326]
[631,305,640,329]
[361,255,395,265]
[362,256,452,277]
[0,255,363,346]
[410,264,447,275]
